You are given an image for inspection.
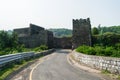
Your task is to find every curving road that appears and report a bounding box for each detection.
[31,49,103,80]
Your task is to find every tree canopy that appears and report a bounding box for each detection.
[48,28,72,38]
[0,31,18,50]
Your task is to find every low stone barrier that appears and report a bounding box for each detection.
[72,50,120,74]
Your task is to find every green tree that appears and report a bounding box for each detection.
[92,32,120,46]
[48,28,72,38]
[0,30,19,50]
[0,31,10,49]
[101,32,120,46]
[92,27,99,35]
[99,26,120,34]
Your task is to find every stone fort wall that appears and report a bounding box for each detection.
[14,24,53,48]
[14,24,72,49]
[72,18,92,49]
[14,18,92,49]
[53,37,72,49]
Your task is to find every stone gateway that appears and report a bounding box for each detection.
[14,18,92,49]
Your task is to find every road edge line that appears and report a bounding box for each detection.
[67,53,108,80]
[29,53,56,80]
[29,60,43,80]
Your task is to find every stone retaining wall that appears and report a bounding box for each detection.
[72,51,120,74]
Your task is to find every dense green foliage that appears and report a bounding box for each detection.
[76,45,120,57]
[92,32,120,46]
[77,26,120,57]
[92,25,120,46]
[0,30,26,55]
[0,44,48,56]
[92,27,99,35]
[98,26,120,34]
[33,45,48,52]
[48,28,72,38]
[0,31,18,50]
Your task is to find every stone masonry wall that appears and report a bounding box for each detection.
[14,18,92,49]
[14,24,52,48]
[18,31,47,48]
[72,51,120,74]
[14,28,29,37]
[46,30,54,49]
[54,37,72,49]
[72,18,92,49]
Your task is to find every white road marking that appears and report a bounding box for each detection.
[29,53,56,80]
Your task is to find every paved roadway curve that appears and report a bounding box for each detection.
[31,49,103,80]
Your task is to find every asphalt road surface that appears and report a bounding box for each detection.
[31,49,103,80]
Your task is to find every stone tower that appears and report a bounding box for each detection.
[72,18,92,49]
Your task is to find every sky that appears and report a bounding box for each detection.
[0,0,120,30]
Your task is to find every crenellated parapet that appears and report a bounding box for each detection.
[73,18,90,24]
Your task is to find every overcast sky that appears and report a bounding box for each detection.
[0,0,120,30]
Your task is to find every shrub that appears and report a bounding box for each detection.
[115,43,120,50]
[33,47,42,52]
[101,32,120,46]
[86,47,96,55]
[76,45,89,53]
[33,45,48,52]
[76,45,120,58]
[39,45,48,50]
[104,47,114,56]
[94,46,105,56]
[16,44,25,52]
[92,32,120,46]
[76,45,96,55]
